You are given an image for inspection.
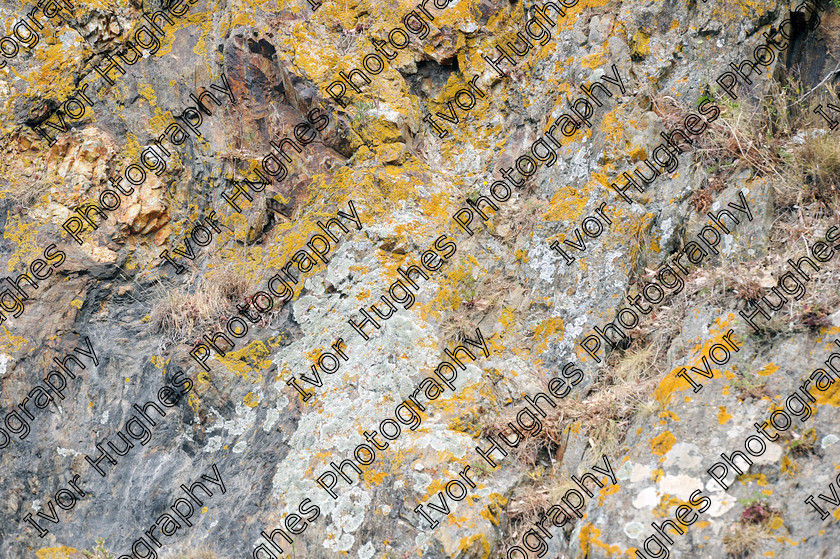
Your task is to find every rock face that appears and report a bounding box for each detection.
[0,0,839,558]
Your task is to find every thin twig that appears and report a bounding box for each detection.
[796,58,840,105]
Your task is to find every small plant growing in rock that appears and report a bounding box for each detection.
[471,459,493,477]
[729,372,769,400]
[734,279,763,305]
[786,427,818,457]
[458,273,477,304]
[352,99,377,123]
[690,186,713,214]
[801,304,832,332]
[83,538,114,559]
[723,500,780,557]
[740,501,776,524]
[737,491,768,507]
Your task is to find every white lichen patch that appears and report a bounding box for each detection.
[0,353,10,378]
[263,408,280,433]
[624,521,645,539]
[56,447,80,457]
[662,442,703,471]
[203,435,223,453]
[358,541,376,559]
[205,403,257,441]
[658,474,703,501]
[632,487,661,510]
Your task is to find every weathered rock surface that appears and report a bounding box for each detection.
[0,0,839,557]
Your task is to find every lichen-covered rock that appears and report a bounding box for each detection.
[0,0,839,557]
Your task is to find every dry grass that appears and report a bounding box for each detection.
[714,81,837,208]
[491,345,669,550]
[439,262,509,343]
[558,346,665,452]
[9,181,52,210]
[665,239,840,339]
[723,522,772,558]
[798,132,840,203]
[756,213,840,335]
[150,260,252,346]
[652,73,840,212]
[640,75,840,341]
[479,347,663,472]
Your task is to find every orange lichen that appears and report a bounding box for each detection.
[36,548,77,559]
[650,432,676,456]
[579,524,622,556]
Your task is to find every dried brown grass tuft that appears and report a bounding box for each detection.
[798,132,840,203]
[150,261,252,345]
[491,344,669,552]
[723,501,781,558]
[722,521,771,558]
[653,72,840,214]
[439,262,509,343]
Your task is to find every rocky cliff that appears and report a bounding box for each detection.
[0,0,839,557]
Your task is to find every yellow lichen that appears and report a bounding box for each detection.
[36,547,77,559]
[650,432,676,456]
